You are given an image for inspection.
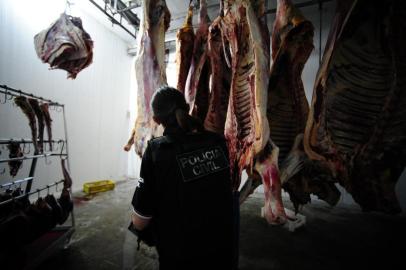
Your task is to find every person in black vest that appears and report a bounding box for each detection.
[130,86,238,269]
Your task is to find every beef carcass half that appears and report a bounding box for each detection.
[14,96,39,154]
[184,0,211,122]
[34,13,93,79]
[220,0,270,191]
[175,1,195,93]
[203,15,231,134]
[124,0,171,157]
[304,0,406,213]
[265,0,340,212]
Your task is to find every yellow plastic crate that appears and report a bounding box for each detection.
[83,180,115,194]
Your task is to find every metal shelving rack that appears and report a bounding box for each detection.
[0,84,75,270]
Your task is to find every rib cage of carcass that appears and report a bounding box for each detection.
[304,0,406,214]
[124,0,171,157]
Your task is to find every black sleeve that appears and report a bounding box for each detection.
[131,143,155,218]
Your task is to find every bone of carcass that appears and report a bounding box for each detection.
[14,96,39,154]
[40,103,53,152]
[221,0,270,191]
[34,13,93,79]
[28,98,45,153]
[175,1,195,93]
[304,0,406,213]
[203,16,231,134]
[124,0,171,157]
[184,0,211,122]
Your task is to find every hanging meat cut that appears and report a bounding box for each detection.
[14,96,39,154]
[34,13,93,79]
[304,0,406,213]
[40,103,53,152]
[124,0,171,157]
[220,0,270,192]
[184,0,211,122]
[28,98,45,153]
[175,1,195,93]
[7,142,23,177]
[203,15,231,134]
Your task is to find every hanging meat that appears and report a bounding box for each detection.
[265,0,340,212]
[175,1,195,93]
[40,103,53,152]
[220,0,270,193]
[7,142,23,177]
[61,158,73,189]
[34,13,93,79]
[14,96,39,154]
[304,0,406,214]
[124,0,171,157]
[184,0,211,123]
[203,15,231,134]
[28,98,45,153]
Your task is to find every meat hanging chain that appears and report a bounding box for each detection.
[304,0,406,214]
[124,0,171,157]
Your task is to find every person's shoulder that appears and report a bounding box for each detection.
[147,135,175,149]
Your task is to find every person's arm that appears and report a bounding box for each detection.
[131,144,155,231]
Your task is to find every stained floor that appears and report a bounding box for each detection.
[35,180,405,270]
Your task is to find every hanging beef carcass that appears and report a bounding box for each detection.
[175,1,195,93]
[264,0,340,212]
[220,0,270,194]
[184,0,211,122]
[304,0,406,214]
[124,0,171,157]
[203,14,231,134]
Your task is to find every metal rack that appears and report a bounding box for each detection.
[0,84,75,270]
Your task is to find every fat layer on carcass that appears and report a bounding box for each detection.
[221,0,270,191]
[124,0,171,157]
[304,0,406,213]
[175,1,195,93]
[184,0,211,122]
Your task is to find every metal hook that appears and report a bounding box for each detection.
[23,142,31,154]
[47,185,50,195]
[59,140,66,155]
[45,154,52,165]
[0,167,6,175]
[0,89,7,104]
[37,188,41,199]
[55,182,59,192]
[56,106,63,113]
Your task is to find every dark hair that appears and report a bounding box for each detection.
[151,86,203,132]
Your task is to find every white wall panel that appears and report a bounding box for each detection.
[0,0,134,192]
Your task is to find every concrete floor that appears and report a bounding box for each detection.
[36,180,405,270]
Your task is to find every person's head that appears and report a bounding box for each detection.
[151,86,203,132]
